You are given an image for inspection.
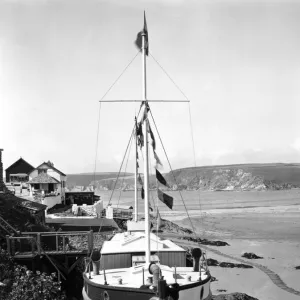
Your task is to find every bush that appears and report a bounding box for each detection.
[0,250,66,300]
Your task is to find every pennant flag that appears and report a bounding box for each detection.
[134,12,149,55]
[157,189,173,209]
[156,169,169,187]
[154,151,163,168]
[141,186,145,199]
[138,174,143,185]
[148,124,156,150]
[156,207,162,229]
[137,122,144,148]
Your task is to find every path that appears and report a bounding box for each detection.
[165,235,300,297]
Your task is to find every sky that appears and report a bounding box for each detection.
[1,0,300,175]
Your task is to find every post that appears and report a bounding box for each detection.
[62,235,65,252]
[89,230,93,253]
[142,29,150,265]
[6,235,10,255]
[56,233,59,251]
[37,233,41,255]
[134,118,138,222]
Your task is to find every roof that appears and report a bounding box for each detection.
[5,158,35,172]
[28,173,60,184]
[16,198,47,212]
[101,232,185,254]
[35,162,66,176]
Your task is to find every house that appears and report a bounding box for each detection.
[28,161,67,200]
[5,157,35,184]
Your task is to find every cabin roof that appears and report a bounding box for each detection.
[101,232,185,254]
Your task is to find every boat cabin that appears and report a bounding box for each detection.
[100,230,187,269]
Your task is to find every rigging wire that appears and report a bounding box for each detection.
[99,50,141,101]
[108,129,135,206]
[148,108,198,239]
[93,102,102,189]
[149,52,189,101]
[188,103,205,233]
[117,131,134,208]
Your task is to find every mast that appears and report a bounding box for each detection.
[142,23,151,265]
[134,118,138,222]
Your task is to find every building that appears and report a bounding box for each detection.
[0,149,3,191]
[65,188,100,206]
[5,157,35,184]
[28,161,67,199]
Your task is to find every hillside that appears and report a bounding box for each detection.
[84,163,300,191]
[66,172,133,188]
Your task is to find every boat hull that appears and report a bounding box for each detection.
[83,274,212,300]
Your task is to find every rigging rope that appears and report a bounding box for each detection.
[148,109,197,239]
[188,103,204,232]
[93,102,102,188]
[117,131,134,209]
[149,52,189,101]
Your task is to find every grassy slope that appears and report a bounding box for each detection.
[66,172,133,187]
[70,163,300,190]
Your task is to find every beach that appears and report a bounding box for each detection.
[99,189,300,300]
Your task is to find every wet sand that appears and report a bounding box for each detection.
[100,189,300,300]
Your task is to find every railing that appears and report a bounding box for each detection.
[6,230,94,256]
[0,215,19,236]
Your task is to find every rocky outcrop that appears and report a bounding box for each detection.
[242,252,263,259]
[88,163,300,191]
[207,258,253,269]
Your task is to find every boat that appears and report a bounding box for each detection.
[82,12,212,300]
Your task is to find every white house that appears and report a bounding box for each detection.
[28,161,67,200]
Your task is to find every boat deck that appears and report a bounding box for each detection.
[85,264,209,289]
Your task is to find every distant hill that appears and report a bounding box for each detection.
[66,172,133,188]
[80,163,300,191]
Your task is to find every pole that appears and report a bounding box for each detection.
[142,30,150,265]
[134,118,138,222]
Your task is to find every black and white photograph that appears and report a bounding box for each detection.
[1,0,300,299]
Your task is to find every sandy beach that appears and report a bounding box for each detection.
[99,189,300,300]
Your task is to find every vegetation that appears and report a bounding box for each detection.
[0,250,66,300]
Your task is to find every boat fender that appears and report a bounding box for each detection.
[149,263,160,288]
[191,247,202,272]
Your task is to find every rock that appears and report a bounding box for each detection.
[211,276,218,282]
[219,262,235,268]
[212,292,259,300]
[242,252,263,259]
[295,266,300,270]
[207,258,219,266]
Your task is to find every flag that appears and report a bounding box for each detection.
[148,124,156,150]
[138,174,143,185]
[157,189,173,209]
[156,169,169,187]
[141,186,145,199]
[137,122,144,148]
[134,12,149,55]
[154,151,163,168]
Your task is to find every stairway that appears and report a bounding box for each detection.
[0,215,19,237]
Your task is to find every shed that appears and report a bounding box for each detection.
[5,158,35,183]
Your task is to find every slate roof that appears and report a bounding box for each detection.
[28,173,60,184]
